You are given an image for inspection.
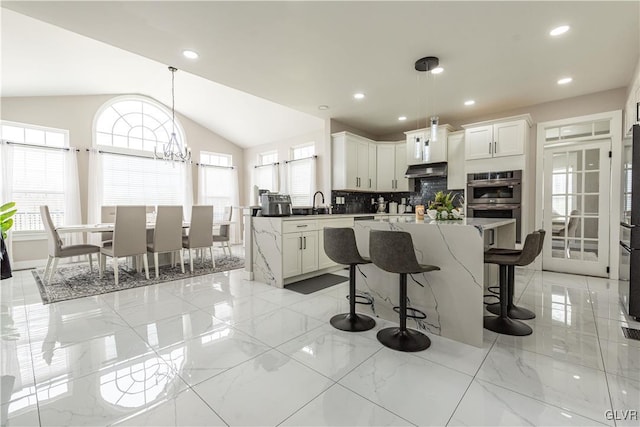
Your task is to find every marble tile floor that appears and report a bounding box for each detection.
[1,267,639,427]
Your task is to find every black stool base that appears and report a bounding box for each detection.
[330,313,376,332]
[377,327,431,352]
[486,303,536,320]
[483,316,532,336]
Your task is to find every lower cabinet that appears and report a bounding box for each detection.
[283,231,318,278]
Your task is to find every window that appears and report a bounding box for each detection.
[198,152,237,220]
[287,144,316,206]
[93,96,191,209]
[254,151,278,192]
[0,121,71,231]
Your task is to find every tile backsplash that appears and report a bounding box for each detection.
[331,176,463,214]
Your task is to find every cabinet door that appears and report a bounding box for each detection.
[465,125,493,160]
[429,128,448,163]
[406,131,426,165]
[301,231,318,274]
[345,138,359,189]
[282,234,302,278]
[394,143,409,191]
[447,131,465,189]
[376,144,395,191]
[493,121,525,158]
[367,142,377,190]
[356,140,369,189]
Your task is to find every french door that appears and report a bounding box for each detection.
[542,140,610,276]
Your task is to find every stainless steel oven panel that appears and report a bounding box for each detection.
[467,204,521,243]
[466,170,522,205]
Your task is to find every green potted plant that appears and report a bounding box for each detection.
[1,202,16,280]
[427,192,462,220]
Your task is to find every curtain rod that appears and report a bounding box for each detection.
[284,155,317,164]
[4,140,79,152]
[254,162,279,169]
[86,148,189,163]
[196,163,235,169]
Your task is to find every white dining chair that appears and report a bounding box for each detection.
[100,205,116,247]
[100,205,149,285]
[183,205,215,272]
[147,205,184,278]
[213,206,233,256]
[40,205,101,284]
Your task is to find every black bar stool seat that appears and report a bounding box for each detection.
[323,227,376,332]
[483,230,545,336]
[369,230,439,352]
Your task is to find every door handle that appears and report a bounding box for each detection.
[489,142,492,154]
[303,236,306,249]
[369,178,371,188]
[299,236,302,250]
[494,141,497,154]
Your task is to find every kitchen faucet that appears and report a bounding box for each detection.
[313,191,325,208]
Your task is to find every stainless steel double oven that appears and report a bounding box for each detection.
[467,170,522,243]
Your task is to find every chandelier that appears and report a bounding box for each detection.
[155,66,191,161]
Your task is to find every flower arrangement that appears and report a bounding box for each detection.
[426,192,463,220]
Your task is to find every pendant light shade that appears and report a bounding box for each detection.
[154,66,191,162]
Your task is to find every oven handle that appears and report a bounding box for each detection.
[467,180,521,188]
[468,204,521,210]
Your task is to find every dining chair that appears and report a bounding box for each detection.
[100,205,149,285]
[100,205,116,247]
[213,206,233,256]
[147,205,184,278]
[183,205,215,272]
[40,205,101,284]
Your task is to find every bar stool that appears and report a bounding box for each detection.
[369,230,440,352]
[485,229,546,320]
[483,230,544,336]
[323,227,376,332]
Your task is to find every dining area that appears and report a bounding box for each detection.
[39,204,237,291]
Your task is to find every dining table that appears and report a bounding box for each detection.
[55,221,231,234]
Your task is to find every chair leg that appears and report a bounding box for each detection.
[226,242,232,257]
[142,253,150,280]
[189,249,194,273]
[88,253,94,272]
[483,264,532,336]
[330,264,375,332]
[44,255,53,282]
[154,252,159,278]
[48,257,59,283]
[179,250,185,273]
[113,257,119,286]
[100,254,105,278]
[210,247,215,268]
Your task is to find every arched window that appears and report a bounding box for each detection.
[89,96,192,222]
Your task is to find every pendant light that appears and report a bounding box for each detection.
[415,56,440,152]
[154,66,191,162]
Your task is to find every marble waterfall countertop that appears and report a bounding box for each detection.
[352,218,516,348]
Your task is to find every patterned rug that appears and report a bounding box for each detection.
[32,255,245,304]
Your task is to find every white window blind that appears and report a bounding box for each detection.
[287,145,315,207]
[101,154,184,206]
[198,152,237,221]
[254,151,279,192]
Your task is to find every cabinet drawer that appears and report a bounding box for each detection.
[317,218,355,229]
[283,220,318,233]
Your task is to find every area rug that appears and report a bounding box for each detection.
[286,273,348,295]
[32,255,244,304]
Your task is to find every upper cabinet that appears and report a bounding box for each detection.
[332,132,376,191]
[446,130,465,189]
[463,115,532,161]
[624,62,640,134]
[376,142,408,192]
[405,125,454,165]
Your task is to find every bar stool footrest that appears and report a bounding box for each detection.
[392,306,427,320]
[330,313,376,332]
[345,294,373,306]
[377,327,430,352]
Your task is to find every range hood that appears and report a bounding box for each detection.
[405,162,447,179]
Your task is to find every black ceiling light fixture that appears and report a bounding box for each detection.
[414,56,440,145]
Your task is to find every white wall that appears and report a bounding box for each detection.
[1,94,245,265]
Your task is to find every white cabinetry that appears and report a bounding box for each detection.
[376,142,408,192]
[446,130,465,189]
[405,125,454,165]
[282,220,318,278]
[464,118,531,161]
[624,63,640,133]
[332,132,376,191]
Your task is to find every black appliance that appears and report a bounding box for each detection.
[467,170,522,243]
[405,162,447,179]
[619,124,640,321]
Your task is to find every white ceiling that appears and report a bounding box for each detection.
[2,1,639,147]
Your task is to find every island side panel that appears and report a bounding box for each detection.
[252,217,284,288]
[354,220,484,347]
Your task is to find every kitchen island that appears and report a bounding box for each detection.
[353,217,515,347]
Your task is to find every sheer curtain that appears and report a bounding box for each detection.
[182,161,193,222]
[0,141,14,206]
[87,148,104,245]
[63,148,82,245]
[286,157,316,206]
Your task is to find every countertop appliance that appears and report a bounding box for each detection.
[260,193,292,217]
[467,170,522,243]
[619,124,640,321]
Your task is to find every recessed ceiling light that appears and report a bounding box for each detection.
[398,116,407,121]
[431,67,444,74]
[464,100,475,106]
[573,375,581,380]
[353,93,365,100]
[550,25,570,36]
[318,105,329,110]
[558,77,573,85]
[182,49,199,59]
